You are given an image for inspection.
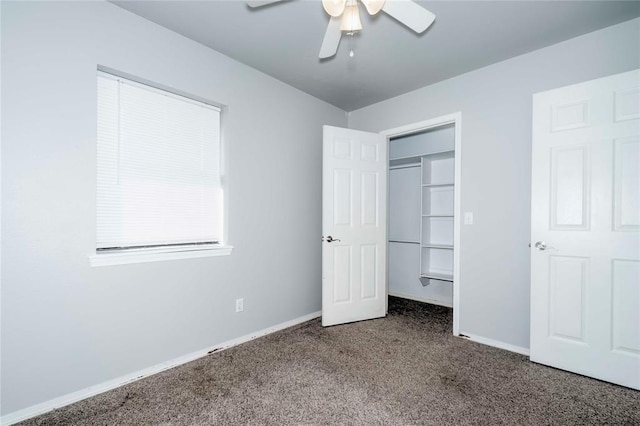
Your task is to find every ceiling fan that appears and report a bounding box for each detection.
[247,0,436,59]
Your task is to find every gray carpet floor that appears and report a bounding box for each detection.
[21,297,640,425]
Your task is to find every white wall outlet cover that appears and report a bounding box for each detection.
[235,298,244,312]
[464,212,474,225]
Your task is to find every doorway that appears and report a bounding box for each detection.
[320,113,461,332]
[381,113,462,335]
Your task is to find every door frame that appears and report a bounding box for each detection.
[380,112,462,336]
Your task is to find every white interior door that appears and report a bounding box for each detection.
[531,69,640,389]
[322,125,387,326]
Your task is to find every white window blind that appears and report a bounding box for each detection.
[97,72,222,250]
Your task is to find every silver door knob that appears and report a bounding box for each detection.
[326,236,340,243]
[534,241,557,251]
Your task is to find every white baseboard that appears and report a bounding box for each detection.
[457,332,530,356]
[388,291,453,308]
[1,311,321,426]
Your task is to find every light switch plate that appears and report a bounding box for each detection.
[464,212,474,225]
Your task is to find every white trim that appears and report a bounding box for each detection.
[379,113,461,139]
[89,245,233,267]
[458,332,531,356]
[1,310,321,426]
[380,112,462,336]
[388,291,453,308]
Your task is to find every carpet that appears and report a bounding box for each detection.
[20,297,640,425]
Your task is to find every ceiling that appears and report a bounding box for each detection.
[112,0,640,111]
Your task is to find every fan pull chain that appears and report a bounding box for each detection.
[349,33,354,58]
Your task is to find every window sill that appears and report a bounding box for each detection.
[89,245,233,267]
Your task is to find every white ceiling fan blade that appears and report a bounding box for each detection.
[246,0,286,7]
[319,16,342,59]
[382,0,435,33]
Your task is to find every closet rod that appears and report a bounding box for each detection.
[389,164,421,170]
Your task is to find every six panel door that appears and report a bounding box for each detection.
[530,70,640,390]
[322,125,387,327]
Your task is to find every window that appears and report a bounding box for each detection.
[92,71,230,266]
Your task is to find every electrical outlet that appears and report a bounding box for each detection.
[235,298,244,313]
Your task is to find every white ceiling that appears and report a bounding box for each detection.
[112,0,640,111]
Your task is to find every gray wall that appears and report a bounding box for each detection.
[349,18,640,351]
[1,1,345,415]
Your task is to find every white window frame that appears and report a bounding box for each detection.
[90,70,231,267]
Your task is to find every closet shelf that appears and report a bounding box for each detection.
[420,150,455,283]
[420,272,453,282]
[389,157,421,168]
[391,149,453,163]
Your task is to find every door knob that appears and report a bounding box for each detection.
[534,241,558,251]
[326,236,341,243]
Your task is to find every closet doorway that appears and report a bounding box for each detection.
[381,113,462,335]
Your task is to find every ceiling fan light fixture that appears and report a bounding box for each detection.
[322,0,346,17]
[340,1,362,32]
[360,0,385,15]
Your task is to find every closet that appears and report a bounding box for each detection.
[388,124,456,307]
